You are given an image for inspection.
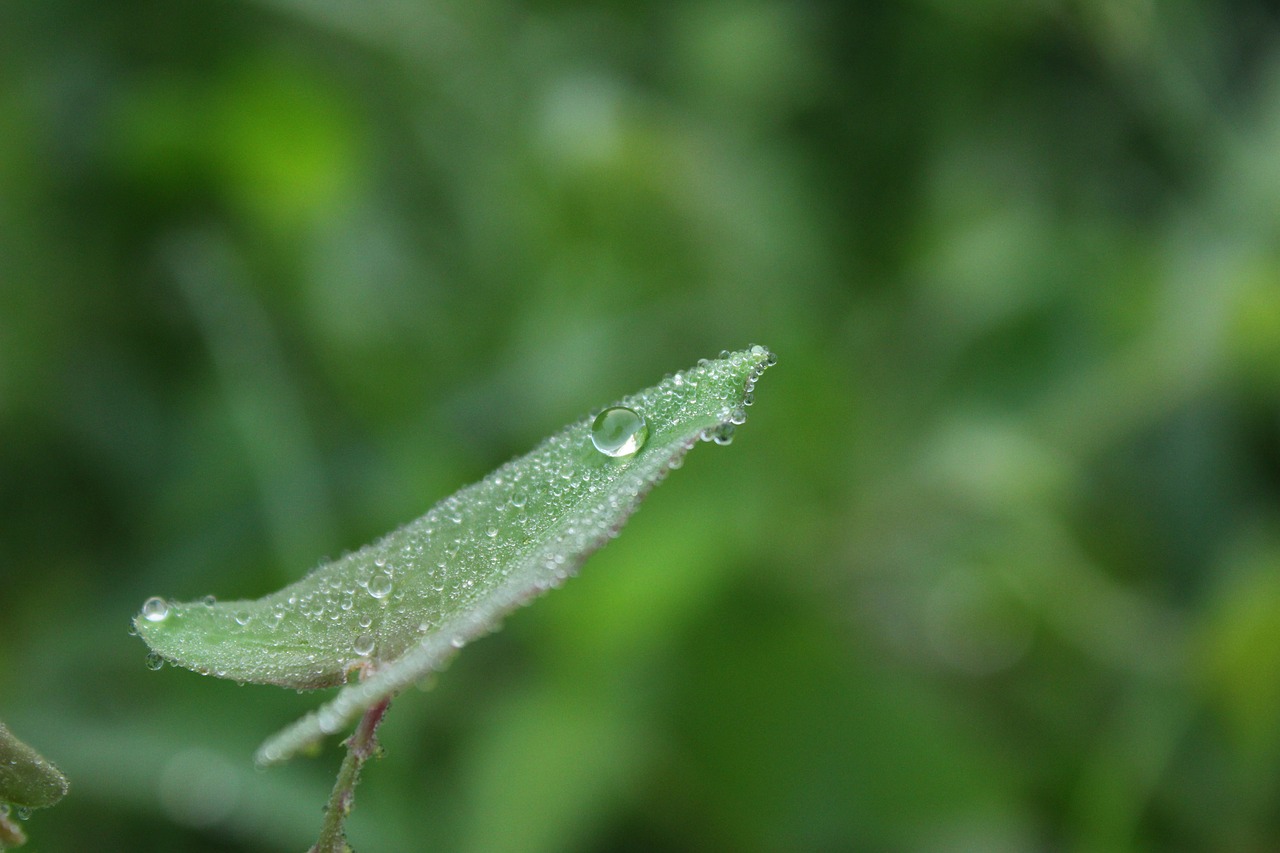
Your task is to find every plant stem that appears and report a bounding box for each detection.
[310,698,392,853]
[0,810,26,850]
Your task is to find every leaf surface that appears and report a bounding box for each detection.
[0,721,68,810]
[134,345,775,765]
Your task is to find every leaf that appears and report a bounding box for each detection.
[0,720,68,810]
[134,345,775,765]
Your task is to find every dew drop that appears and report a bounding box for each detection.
[353,633,375,657]
[145,652,165,671]
[590,406,648,457]
[142,597,169,622]
[15,807,31,821]
[234,610,250,626]
[368,573,394,599]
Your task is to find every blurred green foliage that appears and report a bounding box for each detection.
[3,0,1280,850]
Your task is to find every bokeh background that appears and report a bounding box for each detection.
[4,0,1280,850]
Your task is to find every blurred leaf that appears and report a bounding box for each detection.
[0,719,67,848]
[0,720,67,810]
[1198,542,1280,760]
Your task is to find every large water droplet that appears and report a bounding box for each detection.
[353,633,375,657]
[145,652,165,671]
[590,406,648,457]
[142,597,170,622]
[368,573,393,599]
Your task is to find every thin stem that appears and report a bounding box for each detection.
[0,810,26,850]
[310,698,392,853]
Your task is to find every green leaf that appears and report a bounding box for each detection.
[0,720,68,810]
[134,345,775,765]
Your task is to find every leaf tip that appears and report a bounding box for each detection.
[0,722,69,812]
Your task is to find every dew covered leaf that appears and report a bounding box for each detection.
[0,720,68,810]
[134,346,775,765]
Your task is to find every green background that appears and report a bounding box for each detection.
[4,0,1280,849]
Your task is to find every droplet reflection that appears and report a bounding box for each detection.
[590,406,648,457]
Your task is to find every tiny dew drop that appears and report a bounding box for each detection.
[353,633,375,657]
[590,406,648,457]
[141,596,169,622]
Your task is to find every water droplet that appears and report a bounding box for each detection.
[353,633,375,657]
[202,595,217,607]
[145,652,165,671]
[368,573,393,599]
[590,406,648,457]
[702,424,735,445]
[15,807,31,821]
[142,597,169,622]
[234,610,250,626]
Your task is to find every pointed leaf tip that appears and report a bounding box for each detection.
[0,721,68,811]
[134,346,775,764]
